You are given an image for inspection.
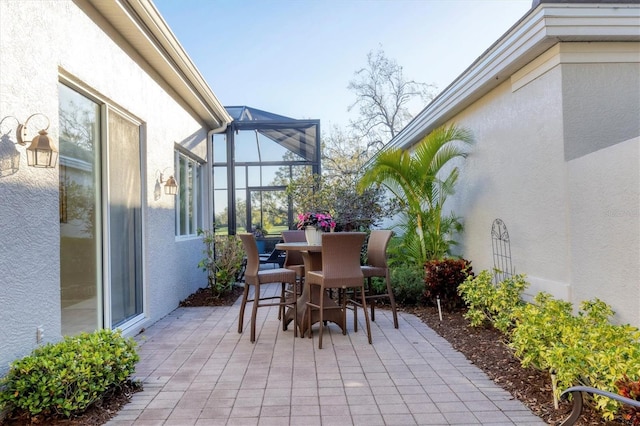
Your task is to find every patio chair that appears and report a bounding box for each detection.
[306,232,371,349]
[238,233,298,342]
[357,230,398,329]
[259,245,286,269]
[282,230,306,281]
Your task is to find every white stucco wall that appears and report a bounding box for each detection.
[567,137,640,325]
[446,43,639,325]
[0,0,210,374]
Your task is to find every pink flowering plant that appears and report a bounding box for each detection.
[296,212,336,232]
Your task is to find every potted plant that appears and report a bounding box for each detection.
[296,212,336,245]
[252,224,267,253]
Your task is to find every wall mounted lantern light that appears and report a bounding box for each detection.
[164,175,178,195]
[154,168,178,200]
[0,113,58,171]
[16,113,58,168]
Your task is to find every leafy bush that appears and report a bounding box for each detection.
[198,228,244,297]
[423,258,472,311]
[457,270,529,332]
[0,329,139,418]
[390,263,425,306]
[510,294,640,420]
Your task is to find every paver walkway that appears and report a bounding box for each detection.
[107,283,545,425]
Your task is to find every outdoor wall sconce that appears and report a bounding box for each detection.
[0,113,59,169]
[154,168,178,200]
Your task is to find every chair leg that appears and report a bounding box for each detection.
[359,286,372,344]
[292,281,298,338]
[238,284,250,334]
[279,282,286,327]
[386,271,398,329]
[318,285,325,349]
[353,289,359,333]
[341,289,347,336]
[368,278,376,322]
[307,300,312,339]
[250,284,260,343]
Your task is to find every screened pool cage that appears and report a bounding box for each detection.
[212,106,320,248]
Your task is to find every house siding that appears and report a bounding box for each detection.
[0,0,211,375]
[446,42,639,325]
[563,62,640,161]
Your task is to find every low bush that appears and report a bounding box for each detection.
[198,228,244,297]
[459,270,640,421]
[423,258,472,311]
[0,329,139,419]
[510,294,640,420]
[390,263,425,306]
[457,270,528,332]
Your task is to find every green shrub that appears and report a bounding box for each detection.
[457,270,528,332]
[390,263,425,306]
[510,294,640,420]
[198,227,244,297]
[0,329,139,418]
[423,258,472,311]
[459,269,640,421]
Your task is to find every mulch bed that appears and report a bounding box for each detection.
[406,305,630,426]
[0,381,141,425]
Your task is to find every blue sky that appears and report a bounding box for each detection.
[153,0,532,129]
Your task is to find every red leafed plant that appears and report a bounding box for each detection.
[423,258,472,311]
[615,375,640,425]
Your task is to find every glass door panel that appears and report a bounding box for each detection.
[108,110,143,328]
[59,84,101,335]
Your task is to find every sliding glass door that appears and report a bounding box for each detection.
[59,82,143,334]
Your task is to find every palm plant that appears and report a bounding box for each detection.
[358,124,474,263]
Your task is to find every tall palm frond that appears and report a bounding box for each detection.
[358,123,474,264]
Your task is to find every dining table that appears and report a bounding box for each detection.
[275,241,346,337]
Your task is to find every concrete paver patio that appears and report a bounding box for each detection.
[107,283,544,425]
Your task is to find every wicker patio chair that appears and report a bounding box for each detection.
[238,233,298,342]
[306,232,371,349]
[358,230,398,329]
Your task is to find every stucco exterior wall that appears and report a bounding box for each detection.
[447,42,639,325]
[0,0,210,374]
[567,137,640,325]
[451,65,571,299]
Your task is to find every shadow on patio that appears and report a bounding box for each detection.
[107,283,544,425]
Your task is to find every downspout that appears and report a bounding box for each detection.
[207,120,230,233]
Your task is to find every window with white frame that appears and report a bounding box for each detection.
[175,150,203,236]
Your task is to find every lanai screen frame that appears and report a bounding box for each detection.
[212,106,321,236]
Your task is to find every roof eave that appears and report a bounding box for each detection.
[79,0,232,129]
[388,2,640,151]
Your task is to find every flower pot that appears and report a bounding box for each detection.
[305,226,323,245]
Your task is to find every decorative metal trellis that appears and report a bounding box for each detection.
[491,218,514,284]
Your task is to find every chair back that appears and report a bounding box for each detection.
[238,233,260,277]
[366,230,393,269]
[282,230,305,267]
[320,232,366,288]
